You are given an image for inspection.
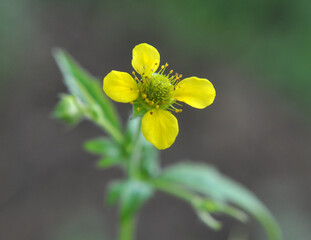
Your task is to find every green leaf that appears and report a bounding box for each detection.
[194,199,248,223]
[106,181,125,206]
[195,207,222,230]
[53,49,123,144]
[119,180,154,219]
[158,162,282,240]
[53,94,82,126]
[84,137,120,156]
[96,157,121,169]
[84,137,123,169]
[140,137,160,178]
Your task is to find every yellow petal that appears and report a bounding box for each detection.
[142,109,179,150]
[173,77,216,109]
[103,70,139,103]
[132,43,160,77]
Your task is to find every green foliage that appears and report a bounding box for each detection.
[53,94,83,126]
[155,162,282,240]
[84,137,123,169]
[53,50,282,240]
[140,138,159,178]
[107,180,154,219]
[53,49,123,144]
[119,180,154,219]
[84,137,119,155]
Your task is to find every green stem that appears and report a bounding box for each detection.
[119,215,136,240]
[128,118,142,178]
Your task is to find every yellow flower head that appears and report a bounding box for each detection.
[103,43,216,150]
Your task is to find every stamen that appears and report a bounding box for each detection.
[129,101,133,104]
[145,98,150,103]
[167,69,174,77]
[149,101,154,106]
[142,94,147,99]
[156,105,159,109]
[136,107,140,111]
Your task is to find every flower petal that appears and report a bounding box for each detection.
[173,77,216,109]
[132,43,160,77]
[142,109,179,150]
[103,70,139,103]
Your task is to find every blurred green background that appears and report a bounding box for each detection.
[0,0,310,240]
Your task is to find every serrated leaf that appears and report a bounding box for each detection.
[119,180,154,219]
[53,94,82,126]
[159,162,282,240]
[53,49,123,143]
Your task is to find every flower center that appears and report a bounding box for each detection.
[141,74,173,107]
[133,63,183,114]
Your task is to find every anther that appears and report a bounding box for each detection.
[149,101,154,106]
[129,101,133,104]
[132,71,135,75]
[161,65,164,69]
[145,98,150,103]
[179,109,183,113]
[165,63,169,67]
[156,105,159,109]
[142,94,147,99]
[169,70,173,74]
[179,74,182,78]
[175,109,179,113]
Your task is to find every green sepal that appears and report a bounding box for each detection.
[132,102,147,117]
[53,94,82,126]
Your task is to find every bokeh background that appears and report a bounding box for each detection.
[1,0,311,239]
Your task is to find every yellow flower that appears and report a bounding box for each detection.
[103,43,216,150]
